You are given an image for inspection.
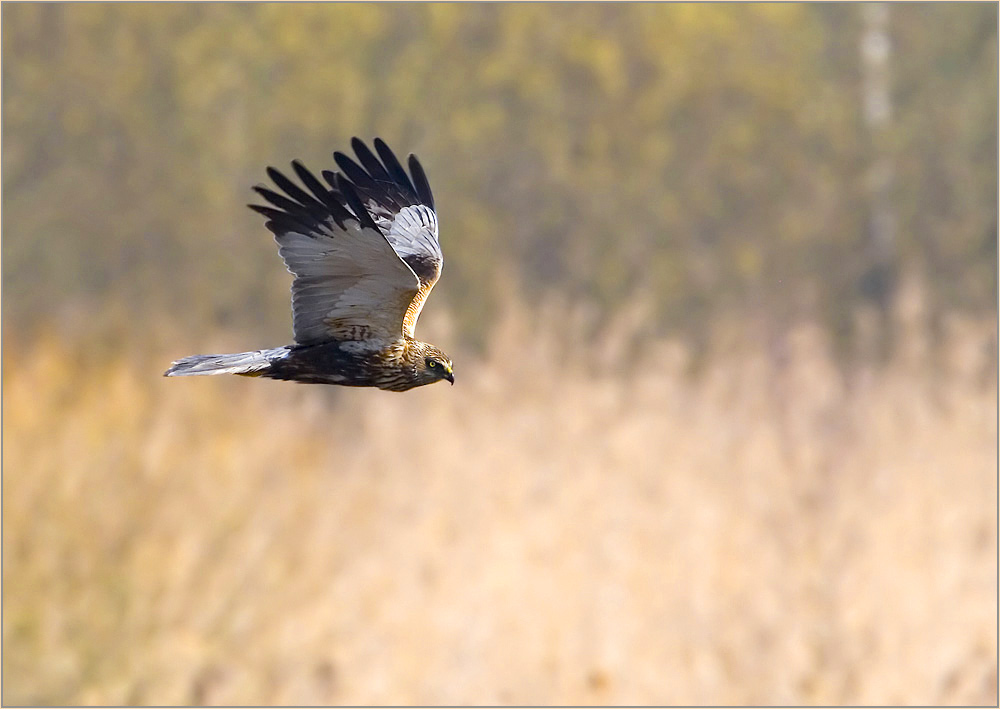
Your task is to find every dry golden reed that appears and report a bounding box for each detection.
[3,301,996,705]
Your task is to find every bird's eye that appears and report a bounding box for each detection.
[427,359,437,368]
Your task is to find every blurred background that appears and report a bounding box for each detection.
[3,3,997,705]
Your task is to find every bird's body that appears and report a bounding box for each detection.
[165,138,454,391]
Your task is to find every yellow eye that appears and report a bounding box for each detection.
[427,359,437,368]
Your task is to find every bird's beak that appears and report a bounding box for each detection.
[444,369,455,385]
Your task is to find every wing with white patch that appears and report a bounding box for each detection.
[249,138,442,344]
[333,138,443,338]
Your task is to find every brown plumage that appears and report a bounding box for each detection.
[164,138,454,392]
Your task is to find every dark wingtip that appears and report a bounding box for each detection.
[373,138,417,201]
[247,203,279,218]
[336,173,381,232]
[333,150,375,189]
[265,166,292,187]
[408,153,434,209]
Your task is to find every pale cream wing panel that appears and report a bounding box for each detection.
[275,221,419,345]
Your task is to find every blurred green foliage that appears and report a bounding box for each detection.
[3,3,996,357]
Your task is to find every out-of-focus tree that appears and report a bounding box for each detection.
[3,3,995,363]
[891,3,998,331]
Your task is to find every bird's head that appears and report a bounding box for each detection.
[412,342,454,386]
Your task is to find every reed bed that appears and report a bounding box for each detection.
[3,302,996,705]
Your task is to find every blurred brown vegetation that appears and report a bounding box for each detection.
[4,295,996,705]
[2,3,997,706]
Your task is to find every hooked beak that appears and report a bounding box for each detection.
[444,369,455,385]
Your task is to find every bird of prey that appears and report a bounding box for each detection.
[165,138,454,392]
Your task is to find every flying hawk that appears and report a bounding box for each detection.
[165,138,454,392]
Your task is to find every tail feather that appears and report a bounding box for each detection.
[164,347,289,377]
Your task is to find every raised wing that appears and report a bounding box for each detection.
[248,139,441,345]
[333,138,442,337]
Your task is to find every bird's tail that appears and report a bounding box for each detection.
[164,347,290,378]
